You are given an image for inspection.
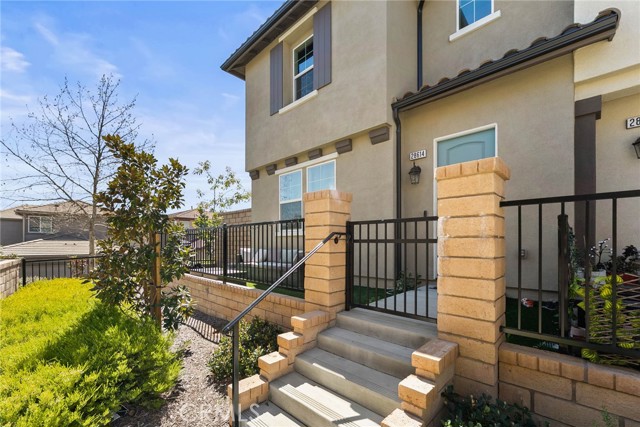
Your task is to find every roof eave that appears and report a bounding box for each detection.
[220,0,318,79]
[392,9,621,112]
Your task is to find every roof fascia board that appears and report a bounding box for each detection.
[393,11,620,112]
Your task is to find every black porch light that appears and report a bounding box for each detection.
[633,137,640,159]
[409,161,422,185]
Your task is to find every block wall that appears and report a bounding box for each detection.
[222,208,252,225]
[499,343,640,426]
[174,274,305,330]
[0,258,21,299]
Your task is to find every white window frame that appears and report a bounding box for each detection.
[292,35,314,101]
[306,160,336,193]
[28,215,54,234]
[450,0,501,42]
[279,169,303,222]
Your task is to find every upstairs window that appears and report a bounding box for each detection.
[28,216,54,233]
[458,0,492,29]
[294,36,314,100]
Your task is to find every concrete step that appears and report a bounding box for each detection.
[240,401,305,427]
[270,371,383,427]
[337,308,437,349]
[317,327,415,379]
[295,347,401,417]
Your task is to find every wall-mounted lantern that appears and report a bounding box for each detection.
[633,137,640,159]
[409,161,422,185]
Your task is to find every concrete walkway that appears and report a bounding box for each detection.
[370,284,438,318]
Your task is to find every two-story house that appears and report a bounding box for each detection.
[223,0,638,291]
[217,1,639,424]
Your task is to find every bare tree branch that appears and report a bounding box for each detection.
[0,74,153,254]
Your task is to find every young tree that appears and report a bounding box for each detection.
[193,162,250,228]
[90,134,192,330]
[0,74,151,254]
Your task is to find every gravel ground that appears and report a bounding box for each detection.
[113,312,230,427]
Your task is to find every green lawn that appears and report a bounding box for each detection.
[505,297,561,350]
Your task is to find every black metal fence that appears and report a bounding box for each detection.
[184,219,305,292]
[21,255,103,286]
[346,215,438,321]
[501,190,640,364]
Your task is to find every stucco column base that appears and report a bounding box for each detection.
[436,157,510,398]
[303,190,352,325]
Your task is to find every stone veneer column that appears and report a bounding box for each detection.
[303,190,352,324]
[435,157,511,397]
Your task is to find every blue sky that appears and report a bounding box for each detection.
[1,0,282,212]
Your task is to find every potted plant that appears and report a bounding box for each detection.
[589,238,611,286]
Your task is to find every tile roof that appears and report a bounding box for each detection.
[0,205,31,220]
[14,200,93,216]
[392,8,621,112]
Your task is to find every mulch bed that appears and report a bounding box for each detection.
[112,312,230,427]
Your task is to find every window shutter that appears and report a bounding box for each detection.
[313,3,332,90]
[270,42,283,115]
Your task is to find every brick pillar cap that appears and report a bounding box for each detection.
[303,190,353,202]
[435,157,511,181]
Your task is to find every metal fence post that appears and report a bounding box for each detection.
[21,258,27,287]
[223,223,228,281]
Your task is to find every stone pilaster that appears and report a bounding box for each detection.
[303,190,352,324]
[435,157,511,397]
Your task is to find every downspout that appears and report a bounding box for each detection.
[393,106,402,280]
[417,0,425,90]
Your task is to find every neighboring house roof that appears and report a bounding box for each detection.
[0,205,31,220]
[169,208,201,221]
[221,0,318,79]
[392,9,621,112]
[14,200,94,217]
[1,235,92,257]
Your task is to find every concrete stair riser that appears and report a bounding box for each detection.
[295,347,401,416]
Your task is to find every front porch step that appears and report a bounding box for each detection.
[295,347,401,416]
[270,371,383,427]
[240,401,304,427]
[337,308,437,349]
[317,327,416,379]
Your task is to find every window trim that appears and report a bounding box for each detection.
[27,215,54,234]
[292,35,314,101]
[306,159,336,193]
[450,1,501,42]
[278,169,303,222]
[276,152,338,176]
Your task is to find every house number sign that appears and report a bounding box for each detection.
[626,116,640,129]
[409,149,427,161]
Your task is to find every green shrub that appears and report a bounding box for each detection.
[441,385,538,427]
[208,317,281,384]
[0,279,180,426]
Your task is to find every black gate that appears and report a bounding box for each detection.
[346,215,438,321]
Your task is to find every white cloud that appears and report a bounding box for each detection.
[0,89,31,104]
[33,18,121,79]
[0,47,30,73]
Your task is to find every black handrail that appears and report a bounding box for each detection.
[221,231,347,426]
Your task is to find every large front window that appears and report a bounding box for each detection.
[279,170,303,220]
[28,216,54,233]
[458,0,492,29]
[293,36,314,100]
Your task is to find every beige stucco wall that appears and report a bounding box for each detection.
[594,93,640,252]
[574,0,640,101]
[245,0,392,172]
[402,56,575,293]
[421,0,574,88]
[250,132,395,223]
